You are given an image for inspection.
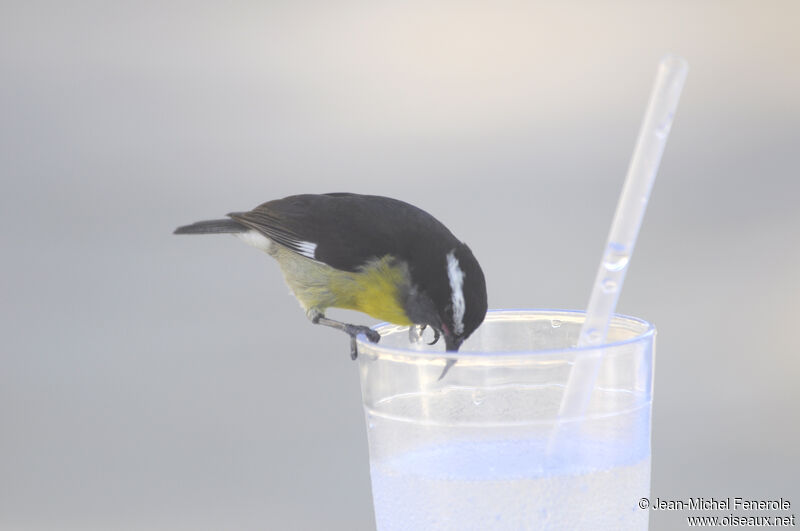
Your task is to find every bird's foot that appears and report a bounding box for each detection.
[427,327,440,346]
[414,324,441,346]
[345,324,380,360]
[344,324,380,344]
[307,310,380,360]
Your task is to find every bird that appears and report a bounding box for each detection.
[174,193,487,376]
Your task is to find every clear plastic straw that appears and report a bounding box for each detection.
[557,55,689,418]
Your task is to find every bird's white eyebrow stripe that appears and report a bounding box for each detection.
[447,250,465,335]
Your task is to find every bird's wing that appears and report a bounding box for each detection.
[229,205,320,260]
[228,194,404,271]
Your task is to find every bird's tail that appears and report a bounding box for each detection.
[173,218,247,235]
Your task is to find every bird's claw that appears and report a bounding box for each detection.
[415,324,440,346]
[428,327,440,346]
[345,325,381,360]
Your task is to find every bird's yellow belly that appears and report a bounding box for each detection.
[276,249,413,326]
[336,278,412,325]
[329,258,413,325]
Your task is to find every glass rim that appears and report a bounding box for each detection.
[355,308,656,360]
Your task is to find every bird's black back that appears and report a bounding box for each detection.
[231,193,458,273]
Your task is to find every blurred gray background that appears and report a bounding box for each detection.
[2,1,798,530]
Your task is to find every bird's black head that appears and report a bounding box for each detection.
[403,242,488,352]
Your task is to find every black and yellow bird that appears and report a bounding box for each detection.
[174,193,487,371]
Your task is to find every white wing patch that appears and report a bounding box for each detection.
[293,240,318,259]
[236,230,317,260]
[447,250,466,335]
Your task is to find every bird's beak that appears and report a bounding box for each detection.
[444,333,464,352]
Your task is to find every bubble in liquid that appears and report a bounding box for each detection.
[603,249,630,272]
[601,278,618,293]
[654,112,674,138]
[550,319,563,328]
[471,389,486,406]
